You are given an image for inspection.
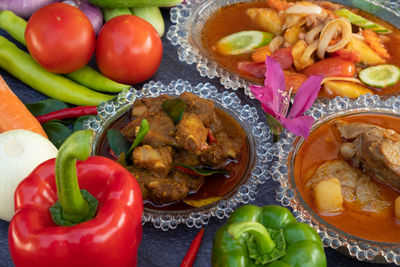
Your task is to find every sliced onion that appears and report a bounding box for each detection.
[63,0,103,34]
[0,0,60,18]
[269,36,285,54]
[300,41,318,65]
[285,2,323,16]
[306,25,323,45]
[284,14,305,29]
[317,18,352,58]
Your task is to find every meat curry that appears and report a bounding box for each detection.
[202,0,400,98]
[294,114,400,243]
[101,92,248,209]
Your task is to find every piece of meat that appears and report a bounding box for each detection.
[179,92,219,129]
[307,160,390,212]
[121,112,177,147]
[171,169,204,193]
[175,148,201,166]
[132,145,173,175]
[175,113,208,155]
[336,121,400,190]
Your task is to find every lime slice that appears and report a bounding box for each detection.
[334,9,391,34]
[359,64,400,88]
[216,30,274,56]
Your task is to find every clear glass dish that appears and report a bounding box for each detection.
[82,80,274,231]
[167,0,400,98]
[271,93,400,264]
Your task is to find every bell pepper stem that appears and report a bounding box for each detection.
[228,221,276,255]
[52,130,97,225]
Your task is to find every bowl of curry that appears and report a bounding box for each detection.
[83,80,274,230]
[168,0,400,98]
[272,93,400,264]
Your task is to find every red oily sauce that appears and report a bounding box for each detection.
[294,114,400,243]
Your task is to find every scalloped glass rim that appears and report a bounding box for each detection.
[271,93,400,264]
[82,80,274,231]
[167,0,400,98]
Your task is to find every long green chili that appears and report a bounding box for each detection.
[0,35,113,106]
[0,10,131,93]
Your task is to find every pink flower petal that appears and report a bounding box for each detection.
[250,84,278,117]
[287,75,323,118]
[265,56,286,113]
[281,115,314,139]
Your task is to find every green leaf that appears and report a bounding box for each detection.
[174,163,228,176]
[247,228,286,265]
[127,119,149,155]
[26,99,69,116]
[73,115,95,132]
[107,129,131,156]
[42,120,73,148]
[162,99,186,123]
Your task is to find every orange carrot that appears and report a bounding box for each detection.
[252,45,271,62]
[267,0,289,11]
[362,29,390,59]
[0,75,47,138]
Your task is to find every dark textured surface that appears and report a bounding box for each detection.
[0,8,395,267]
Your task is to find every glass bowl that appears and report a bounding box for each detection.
[167,0,400,98]
[271,93,400,264]
[82,80,274,231]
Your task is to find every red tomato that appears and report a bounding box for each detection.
[95,15,163,84]
[271,47,293,70]
[301,58,356,77]
[25,3,95,74]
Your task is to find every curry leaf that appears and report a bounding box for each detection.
[174,163,229,176]
[26,99,69,116]
[42,120,73,148]
[107,129,130,156]
[127,119,149,155]
[162,99,186,123]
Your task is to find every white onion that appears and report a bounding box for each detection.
[306,25,323,45]
[0,130,58,221]
[269,36,285,54]
[301,41,318,65]
[285,3,323,16]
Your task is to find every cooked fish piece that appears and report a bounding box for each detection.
[336,121,400,190]
[307,160,390,212]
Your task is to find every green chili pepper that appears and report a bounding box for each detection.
[0,10,130,93]
[0,35,113,106]
[102,7,132,21]
[162,99,186,123]
[212,205,327,267]
[127,118,149,155]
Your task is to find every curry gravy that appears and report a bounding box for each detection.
[294,114,400,243]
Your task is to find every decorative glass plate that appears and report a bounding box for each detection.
[82,80,274,231]
[271,93,400,264]
[167,0,400,98]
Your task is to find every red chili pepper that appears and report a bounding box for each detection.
[109,148,119,160]
[174,164,202,176]
[180,228,205,267]
[36,106,98,123]
[207,129,218,145]
[9,130,143,267]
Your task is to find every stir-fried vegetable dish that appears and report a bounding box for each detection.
[202,0,400,97]
[295,114,400,243]
[102,92,248,208]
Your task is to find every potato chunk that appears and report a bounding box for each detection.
[313,177,344,214]
[395,196,400,221]
[346,37,386,65]
[246,8,283,35]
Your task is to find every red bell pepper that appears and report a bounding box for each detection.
[8,130,143,267]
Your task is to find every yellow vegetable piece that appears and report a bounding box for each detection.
[183,197,222,208]
[292,40,314,70]
[284,24,304,46]
[313,177,344,214]
[346,37,386,65]
[246,8,283,35]
[252,45,271,63]
[323,81,373,98]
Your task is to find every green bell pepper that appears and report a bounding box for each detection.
[212,205,327,267]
